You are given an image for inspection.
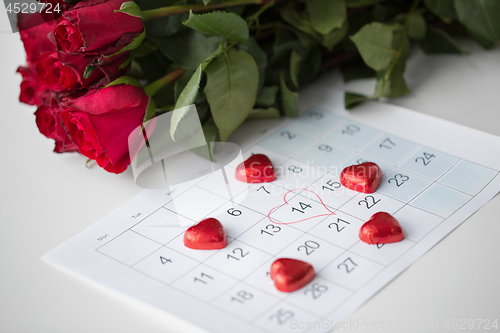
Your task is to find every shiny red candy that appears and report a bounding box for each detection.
[235,154,276,183]
[340,162,383,193]
[183,218,227,250]
[270,258,316,292]
[359,212,404,244]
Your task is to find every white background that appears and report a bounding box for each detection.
[1,6,499,333]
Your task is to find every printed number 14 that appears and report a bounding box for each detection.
[292,202,312,213]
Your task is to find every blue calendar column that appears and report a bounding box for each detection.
[306,172,359,210]
[363,135,418,165]
[295,140,353,172]
[327,121,382,150]
[289,107,344,137]
[260,125,315,157]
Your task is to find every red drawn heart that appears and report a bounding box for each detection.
[268,189,335,225]
[340,162,383,193]
[270,258,316,292]
[359,212,404,244]
[183,218,227,250]
[235,154,276,183]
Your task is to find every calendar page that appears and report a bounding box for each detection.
[43,89,500,333]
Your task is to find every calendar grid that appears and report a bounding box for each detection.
[90,107,500,333]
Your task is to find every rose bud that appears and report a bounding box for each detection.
[52,0,144,59]
[35,105,79,153]
[35,51,128,92]
[60,81,154,174]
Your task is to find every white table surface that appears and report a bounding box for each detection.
[1,21,499,333]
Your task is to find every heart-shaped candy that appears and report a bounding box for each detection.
[359,212,404,244]
[340,162,383,193]
[235,154,276,183]
[270,258,315,292]
[183,218,227,250]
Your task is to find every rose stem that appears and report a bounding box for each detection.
[144,68,186,97]
[141,0,287,21]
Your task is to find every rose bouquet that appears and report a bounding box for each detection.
[17,0,500,174]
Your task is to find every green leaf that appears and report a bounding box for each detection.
[466,27,497,49]
[424,0,457,23]
[305,0,347,35]
[144,13,189,39]
[190,118,219,161]
[272,26,303,63]
[278,4,322,40]
[183,10,249,43]
[104,29,146,58]
[346,0,380,8]
[105,76,143,88]
[174,70,195,102]
[256,86,279,107]
[420,27,465,54]
[290,50,302,88]
[344,92,368,109]
[374,67,409,97]
[372,30,410,99]
[175,42,223,109]
[247,107,281,120]
[279,71,300,118]
[322,20,349,51]
[114,1,142,18]
[407,13,426,40]
[204,49,259,142]
[454,0,500,45]
[421,26,465,54]
[239,37,267,90]
[153,30,224,70]
[170,43,224,139]
[350,22,398,71]
[83,65,97,80]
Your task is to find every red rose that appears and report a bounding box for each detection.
[52,0,144,57]
[35,51,128,92]
[18,13,56,62]
[60,83,151,173]
[35,105,79,153]
[17,64,55,106]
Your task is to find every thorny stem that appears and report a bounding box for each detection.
[142,0,286,21]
